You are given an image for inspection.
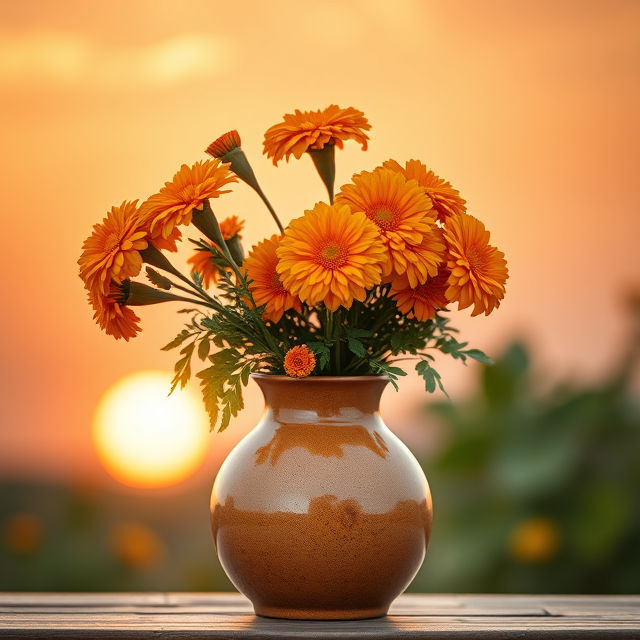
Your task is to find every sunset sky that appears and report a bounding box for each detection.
[1,0,638,489]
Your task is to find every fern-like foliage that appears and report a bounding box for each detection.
[162,240,493,430]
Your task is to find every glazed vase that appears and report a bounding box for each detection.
[210,374,432,620]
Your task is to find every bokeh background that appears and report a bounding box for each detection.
[1,0,639,593]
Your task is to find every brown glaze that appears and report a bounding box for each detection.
[210,375,433,620]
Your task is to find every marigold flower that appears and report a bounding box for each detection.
[110,522,165,569]
[276,202,385,312]
[89,289,141,341]
[138,159,237,252]
[283,345,316,378]
[263,105,370,166]
[244,235,302,323]
[220,215,244,240]
[508,517,560,563]
[187,216,245,288]
[4,513,43,555]
[389,226,447,289]
[78,200,148,296]
[335,168,441,283]
[207,131,285,233]
[383,159,466,224]
[444,213,508,316]
[205,130,242,158]
[391,267,451,321]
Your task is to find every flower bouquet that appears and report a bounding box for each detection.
[78,105,508,432]
[78,105,508,619]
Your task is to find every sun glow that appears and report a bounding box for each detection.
[92,370,209,488]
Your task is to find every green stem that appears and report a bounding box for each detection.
[173,270,219,304]
[140,243,217,306]
[193,200,246,285]
[221,147,285,234]
[333,309,342,375]
[256,187,285,234]
[166,295,217,309]
[370,303,396,335]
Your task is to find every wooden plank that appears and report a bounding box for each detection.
[2,613,640,639]
[0,594,638,639]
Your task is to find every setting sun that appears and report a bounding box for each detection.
[92,370,209,488]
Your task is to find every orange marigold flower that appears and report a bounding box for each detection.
[283,345,316,378]
[389,226,448,289]
[383,159,466,224]
[89,289,141,341]
[335,167,442,283]
[444,213,508,316]
[244,235,302,323]
[263,105,371,165]
[391,267,451,321]
[138,159,237,252]
[205,130,242,158]
[219,215,244,240]
[187,242,221,289]
[187,216,245,288]
[508,518,560,563]
[276,202,385,312]
[78,200,148,296]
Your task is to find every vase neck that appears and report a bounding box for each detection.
[252,376,388,419]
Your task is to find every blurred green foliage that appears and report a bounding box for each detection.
[411,336,640,594]
[0,482,234,592]
[2,320,639,594]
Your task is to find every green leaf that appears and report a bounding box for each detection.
[195,349,254,432]
[344,326,373,339]
[197,335,211,361]
[390,332,403,353]
[220,404,232,432]
[192,271,204,288]
[240,362,252,386]
[464,349,494,365]
[308,343,331,371]
[369,359,407,391]
[388,321,431,355]
[416,360,449,398]
[145,267,173,290]
[170,341,195,392]
[161,329,191,351]
[347,337,367,358]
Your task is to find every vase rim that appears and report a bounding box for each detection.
[251,373,388,383]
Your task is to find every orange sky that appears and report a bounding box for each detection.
[1,0,639,487]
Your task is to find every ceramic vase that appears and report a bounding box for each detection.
[210,374,432,620]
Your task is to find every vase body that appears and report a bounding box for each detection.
[210,374,432,620]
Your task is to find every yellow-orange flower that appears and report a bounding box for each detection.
[383,159,466,224]
[89,289,141,341]
[187,216,244,289]
[110,522,165,569]
[508,518,560,563]
[219,215,244,240]
[335,167,443,284]
[283,345,316,378]
[187,216,245,288]
[276,202,385,312]
[444,213,508,316]
[78,200,148,296]
[138,159,237,252]
[244,235,302,323]
[206,130,242,158]
[263,105,370,165]
[389,226,448,289]
[187,242,221,289]
[390,267,451,321]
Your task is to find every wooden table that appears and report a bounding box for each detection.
[1,593,639,638]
